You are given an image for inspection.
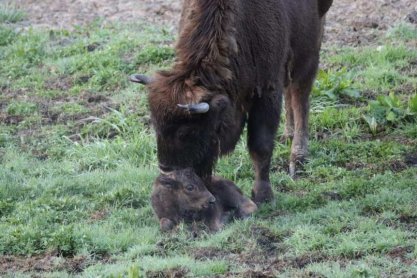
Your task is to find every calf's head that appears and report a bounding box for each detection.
[154,168,216,212]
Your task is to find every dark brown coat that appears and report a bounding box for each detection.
[151,169,257,232]
[134,0,333,204]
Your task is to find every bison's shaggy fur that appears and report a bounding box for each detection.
[137,0,332,203]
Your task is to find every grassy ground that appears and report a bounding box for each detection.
[1,5,417,277]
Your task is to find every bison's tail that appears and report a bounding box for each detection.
[318,0,333,17]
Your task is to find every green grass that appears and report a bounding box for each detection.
[0,4,26,24]
[0,6,416,277]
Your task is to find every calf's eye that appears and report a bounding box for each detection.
[185,185,194,192]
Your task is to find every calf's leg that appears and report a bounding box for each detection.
[248,90,282,204]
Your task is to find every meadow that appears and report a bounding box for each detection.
[0,4,417,277]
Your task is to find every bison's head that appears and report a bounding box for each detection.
[130,73,231,177]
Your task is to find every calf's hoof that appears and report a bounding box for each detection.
[208,219,223,232]
[251,181,274,205]
[238,198,258,218]
[159,218,175,232]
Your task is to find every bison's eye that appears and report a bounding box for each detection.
[185,184,194,192]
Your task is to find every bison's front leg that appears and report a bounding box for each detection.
[248,90,282,204]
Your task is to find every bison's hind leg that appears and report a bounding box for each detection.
[282,86,295,142]
[287,59,319,178]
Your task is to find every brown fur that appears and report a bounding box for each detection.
[151,169,257,232]
[142,0,333,204]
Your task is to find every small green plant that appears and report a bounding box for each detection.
[313,68,360,101]
[0,26,17,46]
[6,101,38,116]
[0,5,26,23]
[136,45,175,65]
[363,93,417,134]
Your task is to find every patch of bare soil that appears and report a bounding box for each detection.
[146,267,188,278]
[0,252,95,275]
[387,246,415,265]
[405,151,417,167]
[8,0,417,46]
[193,247,230,261]
[345,159,410,173]
[192,227,334,276]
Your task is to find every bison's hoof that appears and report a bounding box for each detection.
[280,133,294,144]
[160,218,175,232]
[289,159,307,179]
[251,181,274,204]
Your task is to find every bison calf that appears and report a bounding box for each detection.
[151,169,257,232]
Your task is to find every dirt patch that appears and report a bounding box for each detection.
[8,0,417,46]
[44,76,74,91]
[0,114,24,125]
[405,151,417,167]
[291,253,329,269]
[193,247,230,261]
[0,252,101,275]
[345,159,410,173]
[251,226,285,254]
[387,246,415,265]
[321,191,343,201]
[146,267,188,278]
[89,209,109,222]
[235,270,275,278]
[381,213,417,233]
[399,214,417,225]
[239,252,330,275]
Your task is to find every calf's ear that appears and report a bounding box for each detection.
[157,175,180,189]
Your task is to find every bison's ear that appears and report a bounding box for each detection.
[129,74,153,85]
[157,175,180,189]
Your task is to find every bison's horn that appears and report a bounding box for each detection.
[129,74,152,85]
[177,103,210,114]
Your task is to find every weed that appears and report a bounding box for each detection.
[0,25,17,46]
[0,4,26,23]
[6,101,38,117]
[313,68,360,101]
[363,92,417,134]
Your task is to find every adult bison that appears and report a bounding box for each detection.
[131,0,333,204]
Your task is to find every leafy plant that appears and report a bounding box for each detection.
[363,92,417,134]
[313,68,360,101]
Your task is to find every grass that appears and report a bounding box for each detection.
[0,4,25,24]
[0,5,417,277]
